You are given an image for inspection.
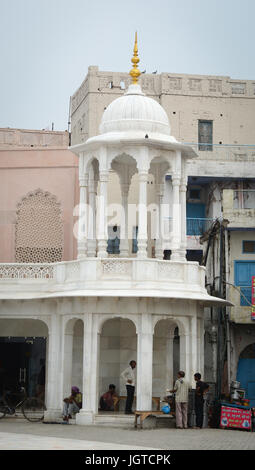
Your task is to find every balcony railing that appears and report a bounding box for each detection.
[186,218,216,236]
[163,217,216,237]
[163,217,216,238]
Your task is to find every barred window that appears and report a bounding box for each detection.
[198,120,213,151]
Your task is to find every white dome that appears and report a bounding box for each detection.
[99,84,171,136]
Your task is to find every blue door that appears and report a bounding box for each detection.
[234,261,255,306]
[237,358,255,406]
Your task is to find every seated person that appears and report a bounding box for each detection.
[163,390,176,412]
[63,386,82,421]
[99,384,118,411]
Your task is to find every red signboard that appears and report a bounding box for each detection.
[220,405,251,431]
[252,276,255,321]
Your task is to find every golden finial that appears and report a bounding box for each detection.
[129,31,141,85]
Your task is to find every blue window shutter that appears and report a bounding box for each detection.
[235,262,250,286]
[240,287,252,306]
[235,261,255,306]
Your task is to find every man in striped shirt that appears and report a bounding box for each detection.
[168,371,191,429]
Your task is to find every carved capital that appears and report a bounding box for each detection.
[172,176,181,186]
[138,171,148,183]
[79,175,89,187]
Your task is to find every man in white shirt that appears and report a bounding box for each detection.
[121,360,136,414]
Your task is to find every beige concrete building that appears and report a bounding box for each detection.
[71,67,255,148]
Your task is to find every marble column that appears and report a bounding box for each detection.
[190,315,198,387]
[119,183,129,257]
[136,314,153,410]
[76,313,100,425]
[166,333,175,390]
[171,175,182,261]
[60,319,74,400]
[87,178,97,257]
[97,171,109,258]
[179,176,188,260]
[77,174,88,259]
[179,331,191,383]
[137,171,148,258]
[44,313,62,421]
[155,183,165,259]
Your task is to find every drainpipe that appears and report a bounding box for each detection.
[216,220,224,400]
[224,227,231,389]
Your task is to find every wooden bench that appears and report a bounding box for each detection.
[134,410,175,429]
[114,396,160,412]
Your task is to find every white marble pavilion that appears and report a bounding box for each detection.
[0,35,230,425]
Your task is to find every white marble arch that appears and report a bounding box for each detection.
[99,316,137,406]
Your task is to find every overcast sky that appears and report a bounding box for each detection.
[1,0,254,131]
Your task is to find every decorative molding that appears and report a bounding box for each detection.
[0,264,54,279]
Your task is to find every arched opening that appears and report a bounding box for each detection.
[237,343,255,406]
[149,157,171,258]
[99,317,137,412]
[109,154,138,257]
[0,319,48,398]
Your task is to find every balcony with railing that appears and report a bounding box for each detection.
[0,257,213,305]
[163,217,216,238]
[186,217,215,236]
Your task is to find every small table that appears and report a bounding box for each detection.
[134,410,174,429]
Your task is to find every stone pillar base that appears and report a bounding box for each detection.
[87,240,97,258]
[43,409,62,422]
[97,240,108,258]
[75,409,95,425]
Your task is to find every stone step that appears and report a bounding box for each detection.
[43,417,76,425]
[94,413,135,428]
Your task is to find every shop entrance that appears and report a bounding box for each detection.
[0,337,46,398]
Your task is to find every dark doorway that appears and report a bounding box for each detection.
[0,337,46,398]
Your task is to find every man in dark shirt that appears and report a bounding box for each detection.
[99,384,118,411]
[194,373,209,428]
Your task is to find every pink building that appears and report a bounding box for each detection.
[0,128,79,262]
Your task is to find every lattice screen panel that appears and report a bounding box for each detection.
[15,189,63,263]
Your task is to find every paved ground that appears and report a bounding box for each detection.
[0,418,254,450]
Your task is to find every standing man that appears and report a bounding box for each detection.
[168,371,190,429]
[121,360,136,415]
[194,373,209,429]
